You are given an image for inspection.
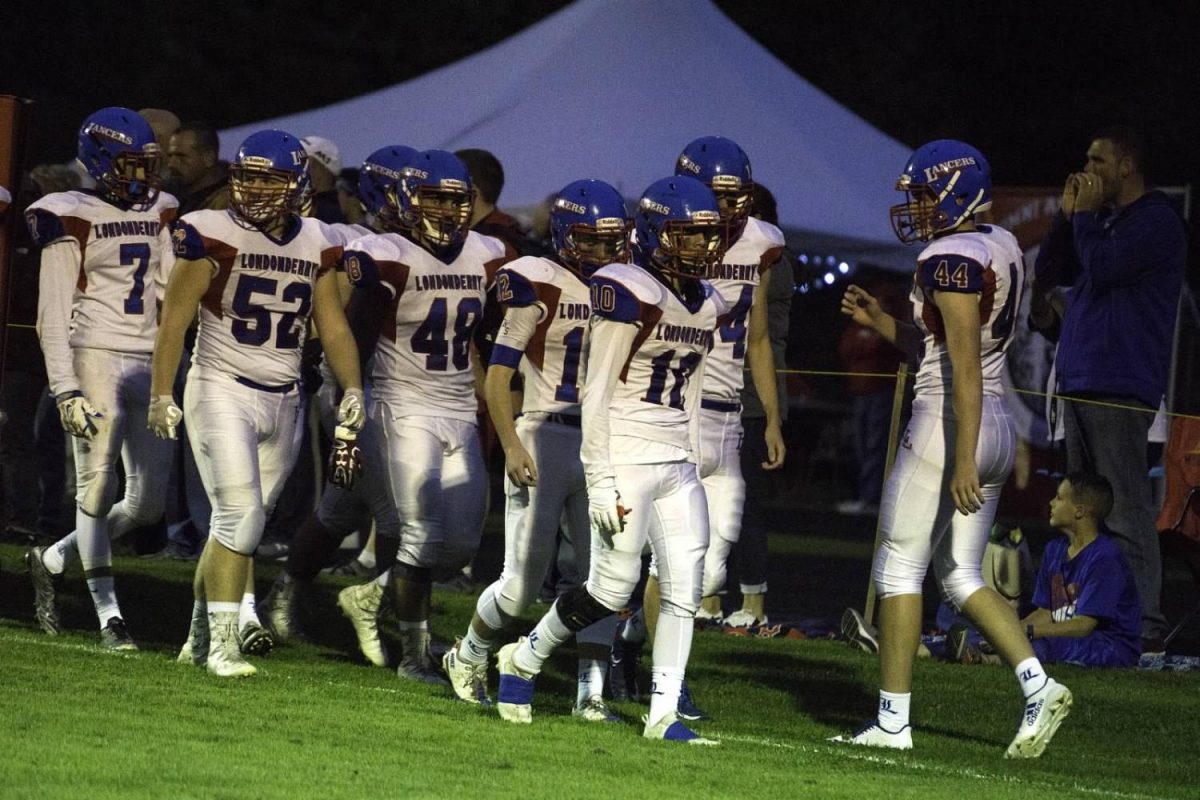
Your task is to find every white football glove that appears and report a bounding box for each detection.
[56,392,103,440]
[148,395,183,440]
[588,476,629,548]
[336,388,366,434]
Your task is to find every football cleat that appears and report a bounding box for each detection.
[396,628,448,685]
[694,606,723,627]
[840,607,879,655]
[676,680,709,722]
[178,606,210,666]
[830,720,913,750]
[496,640,536,724]
[1005,679,1072,759]
[723,609,768,629]
[326,559,375,579]
[642,712,718,746]
[573,695,620,723]
[442,639,491,705]
[337,581,389,667]
[238,621,275,657]
[25,546,62,635]
[100,617,138,651]
[259,574,304,643]
[206,614,257,678]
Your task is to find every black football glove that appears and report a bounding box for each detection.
[328,425,362,490]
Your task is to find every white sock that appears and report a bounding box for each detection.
[459,626,494,666]
[355,548,377,570]
[621,607,647,644]
[1015,657,1049,698]
[576,658,608,706]
[206,601,240,631]
[513,600,573,676]
[648,666,685,726]
[239,592,259,629]
[87,575,121,627]
[42,532,78,574]
[376,569,392,589]
[877,690,911,731]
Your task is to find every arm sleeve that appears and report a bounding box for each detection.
[580,318,638,487]
[491,303,545,368]
[1073,207,1187,289]
[36,241,83,396]
[1033,214,1082,287]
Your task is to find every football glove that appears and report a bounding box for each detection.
[328,425,362,490]
[336,388,366,433]
[588,476,630,548]
[147,395,183,440]
[56,392,103,440]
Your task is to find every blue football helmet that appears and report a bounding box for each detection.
[228,129,307,226]
[550,179,629,278]
[675,136,754,234]
[890,139,992,244]
[399,150,474,253]
[77,107,162,208]
[634,176,726,279]
[359,145,418,232]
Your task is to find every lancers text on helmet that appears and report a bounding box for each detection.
[923,156,977,183]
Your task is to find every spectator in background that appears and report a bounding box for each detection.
[454,148,545,257]
[336,167,365,225]
[725,183,793,628]
[299,135,347,224]
[164,121,229,214]
[837,279,907,515]
[1032,126,1187,655]
[138,108,180,151]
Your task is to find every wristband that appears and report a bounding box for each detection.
[1026,624,1035,640]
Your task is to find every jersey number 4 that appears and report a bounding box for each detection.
[643,349,703,410]
[717,285,754,359]
[411,297,483,371]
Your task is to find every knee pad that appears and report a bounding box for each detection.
[209,486,266,555]
[77,471,117,518]
[555,588,616,633]
[701,537,734,597]
[872,541,927,598]
[392,560,431,585]
[937,564,985,611]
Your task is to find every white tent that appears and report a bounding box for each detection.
[220,0,915,270]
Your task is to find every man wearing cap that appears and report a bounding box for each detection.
[300,135,347,224]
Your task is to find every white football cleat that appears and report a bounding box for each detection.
[337,581,388,667]
[496,640,535,724]
[177,611,209,667]
[724,609,768,629]
[572,695,620,723]
[642,712,718,745]
[695,606,723,626]
[830,720,913,750]
[205,613,256,678]
[443,639,491,705]
[1006,679,1072,759]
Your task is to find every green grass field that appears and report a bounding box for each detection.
[1,536,1198,800]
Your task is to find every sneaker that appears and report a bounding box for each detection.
[608,636,641,702]
[1141,636,1167,658]
[206,613,256,678]
[443,639,491,705]
[396,628,448,685]
[496,640,535,723]
[840,607,879,654]
[695,606,724,627]
[337,582,388,667]
[830,720,913,750]
[238,621,275,656]
[25,546,61,635]
[100,617,138,651]
[573,695,620,723]
[1005,679,1072,759]
[946,622,984,665]
[676,680,709,722]
[260,576,304,643]
[327,559,375,579]
[643,711,718,745]
[433,569,474,593]
[255,540,290,561]
[723,609,767,629]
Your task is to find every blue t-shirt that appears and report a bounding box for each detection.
[1032,533,1141,657]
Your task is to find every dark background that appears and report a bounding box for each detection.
[2,1,1198,190]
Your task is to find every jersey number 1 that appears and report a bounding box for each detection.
[643,349,703,410]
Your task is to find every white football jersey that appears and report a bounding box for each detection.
[911,224,1026,398]
[342,230,508,421]
[586,263,727,461]
[492,256,592,415]
[173,210,342,388]
[313,219,373,247]
[702,216,785,404]
[27,189,178,354]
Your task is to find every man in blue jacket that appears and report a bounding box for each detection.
[1032,126,1187,654]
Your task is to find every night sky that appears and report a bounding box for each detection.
[2,0,1197,197]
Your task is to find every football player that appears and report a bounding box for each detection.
[495,176,729,745]
[25,107,178,649]
[442,179,629,719]
[149,129,365,677]
[833,140,1071,757]
[334,150,510,682]
[259,145,416,644]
